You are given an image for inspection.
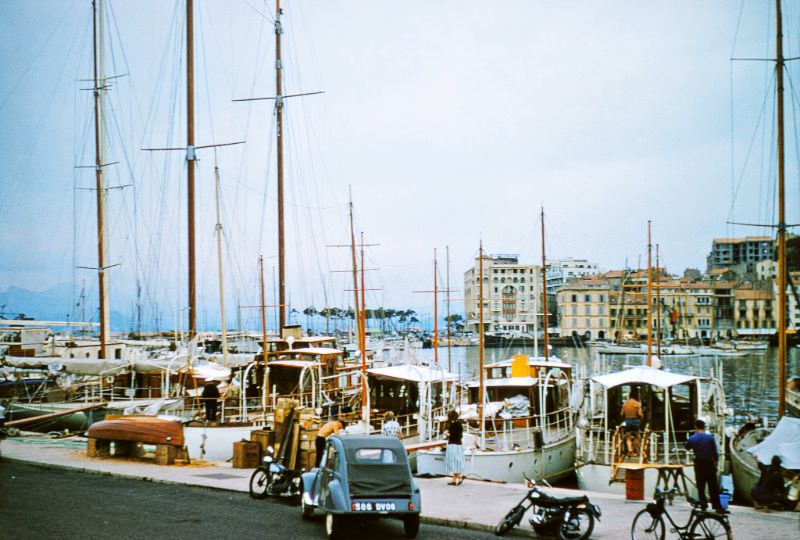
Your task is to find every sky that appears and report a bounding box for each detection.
[1,0,800,331]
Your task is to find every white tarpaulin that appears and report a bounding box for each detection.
[592,366,697,389]
[367,364,458,383]
[747,417,800,470]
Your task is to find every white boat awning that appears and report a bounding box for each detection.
[592,366,697,389]
[748,417,800,470]
[367,364,458,383]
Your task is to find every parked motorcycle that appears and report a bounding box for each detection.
[495,474,601,539]
[249,446,302,502]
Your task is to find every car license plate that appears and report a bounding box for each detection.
[352,501,396,512]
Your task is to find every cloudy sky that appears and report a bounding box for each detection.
[1,1,799,330]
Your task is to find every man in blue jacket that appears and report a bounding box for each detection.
[685,419,723,512]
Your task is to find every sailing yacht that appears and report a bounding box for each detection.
[728,0,800,503]
[575,223,729,496]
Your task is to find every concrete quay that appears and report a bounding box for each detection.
[1,434,797,539]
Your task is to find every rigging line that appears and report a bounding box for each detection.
[726,73,772,223]
[786,70,800,206]
[197,1,217,146]
[0,4,67,114]
[240,0,275,24]
[1,8,86,217]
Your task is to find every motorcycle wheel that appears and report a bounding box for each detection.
[495,505,525,536]
[558,508,595,540]
[248,468,270,499]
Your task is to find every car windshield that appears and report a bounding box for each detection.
[354,448,398,464]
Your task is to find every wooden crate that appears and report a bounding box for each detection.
[233,440,262,469]
[298,450,317,471]
[250,429,275,452]
[155,444,178,466]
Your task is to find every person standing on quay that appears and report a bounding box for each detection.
[315,417,343,467]
[686,419,723,512]
[445,410,464,486]
[201,380,221,423]
[381,411,402,438]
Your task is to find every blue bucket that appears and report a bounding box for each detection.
[719,492,731,510]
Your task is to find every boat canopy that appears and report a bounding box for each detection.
[367,364,458,383]
[288,347,343,356]
[270,359,323,368]
[486,357,572,370]
[2,355,128,375]
[747,417,800,470]
[591,366,697,390]
[467,376,540,388]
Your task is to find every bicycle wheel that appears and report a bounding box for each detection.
[558,507,595,540]
[630,509,665,540]
[689,514,732,540]
[495,505,525,536]
[249,467,269,499]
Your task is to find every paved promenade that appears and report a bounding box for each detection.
[1,434,797,538]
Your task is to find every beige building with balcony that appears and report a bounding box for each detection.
[464,254,542,333]
[734,288,776,337]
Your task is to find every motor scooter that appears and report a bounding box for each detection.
[248,445,302,502]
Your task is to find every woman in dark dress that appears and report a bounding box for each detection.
[445,410,464,485]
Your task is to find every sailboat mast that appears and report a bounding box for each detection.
[186,0,197,341]
[478,242,485,445]
[213,152,228,366]
[656,244,662,358]
[776,0,787,418]
[259,256,269,419]
[646,221,653,367]
[540,208,550,357]
[275,0,287,331]
[91,0,109,359]
[359,232,368,424]
[433,249,439,364]
[446,245,452,372]
[348,191,361,349]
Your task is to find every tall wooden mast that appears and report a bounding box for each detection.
[275,0,287,331]
[446,245,452,372]
[776,0,788,418]
[646,221,653,367]
[348,191,361,350]
[213,151,228,365]
[259,256,269,418]
[359,232,368,425]
[656,243,662,358]
[186,0,197,341]
[478,242,485,445]
[91,0,109,358]
[433,249,439,364]
[540,208,550,357]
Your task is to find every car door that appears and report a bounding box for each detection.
[318,442,339,510]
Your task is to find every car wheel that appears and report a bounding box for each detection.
[325,512,341,539]
[403,514,420,538]
[301,496,313,520]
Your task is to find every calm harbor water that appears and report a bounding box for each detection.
[413,344,800,425]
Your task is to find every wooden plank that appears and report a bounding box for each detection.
[288,420,300,470]
[404,440,447,452]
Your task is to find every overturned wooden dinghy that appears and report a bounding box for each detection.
[88,415,184,447]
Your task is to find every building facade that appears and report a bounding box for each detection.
[557,280,610,340]
[464,254,542,333]
[733,288,776,337]
[706,236,773,272]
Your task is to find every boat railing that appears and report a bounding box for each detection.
[478,406,574,451]
[579,425,694,467]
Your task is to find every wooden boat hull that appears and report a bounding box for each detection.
[728,425,767,504]
[88,416,184,447]
[416,434,576,484]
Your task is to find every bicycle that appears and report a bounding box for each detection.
[630,487,732,540]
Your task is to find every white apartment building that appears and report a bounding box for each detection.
[464,254,542,333]
[546,258,602,294]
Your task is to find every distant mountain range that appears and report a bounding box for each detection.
[0,283,128,331]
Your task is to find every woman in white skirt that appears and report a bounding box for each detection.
[445,410,464,485]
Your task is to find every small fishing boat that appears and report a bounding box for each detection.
[88,415,185,446]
